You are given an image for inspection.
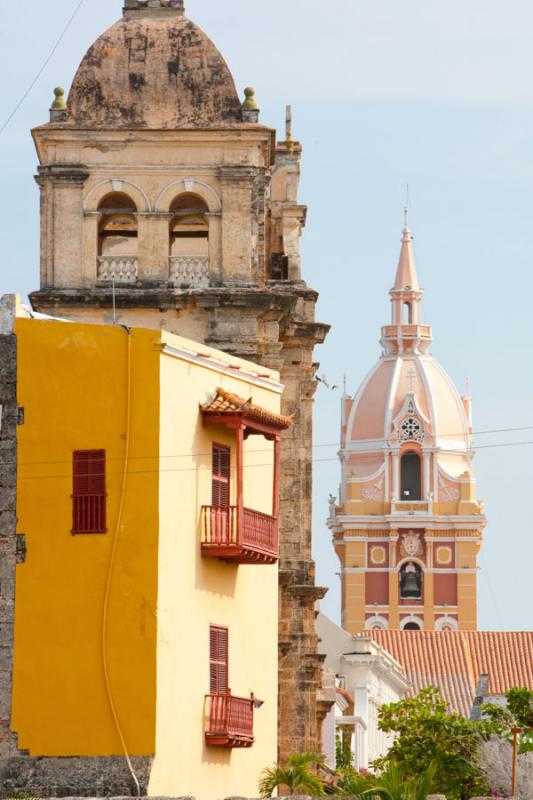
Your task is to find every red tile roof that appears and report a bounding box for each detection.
[201,388,292,431]
[370,631,533,718]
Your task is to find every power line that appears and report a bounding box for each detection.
[14,437,533,481]
[6,422,533,469]
[0,0,86,137]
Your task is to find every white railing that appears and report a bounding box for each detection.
[169,255,209,288]
[97,256,138,283]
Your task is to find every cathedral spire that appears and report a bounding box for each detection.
[393,208,420,292]
[381,212,432,355]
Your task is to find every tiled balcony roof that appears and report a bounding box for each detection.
[201,388,292,431]
[370,630,533,718]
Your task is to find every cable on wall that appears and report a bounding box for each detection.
[101,326,141,797]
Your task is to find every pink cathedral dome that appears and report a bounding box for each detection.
[341,213,473,500]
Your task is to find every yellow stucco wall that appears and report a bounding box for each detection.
[148,335,278,798]
[12,318,279,798]
[13,319,159,755]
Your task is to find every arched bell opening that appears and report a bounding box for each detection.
[399,561,423,600]
[400,450,422,500]
[97,193,138,283]
[169,193,209,287]
[403,621,421,631]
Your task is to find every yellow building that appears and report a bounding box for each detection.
[1,296,287,799]
[29,0,330,763]
[328,216,486,634]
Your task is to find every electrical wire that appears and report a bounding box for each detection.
[0,0,86,137]
[13,436,533,482]
[7,423,533,469]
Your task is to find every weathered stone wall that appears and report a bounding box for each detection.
[6,795,486,800]
[0,756,153,799]
[0,295,18,779]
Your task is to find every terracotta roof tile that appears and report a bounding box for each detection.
[370,631,533,718]
[201,388,292,431]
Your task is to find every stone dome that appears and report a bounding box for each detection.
[66,2,243,129]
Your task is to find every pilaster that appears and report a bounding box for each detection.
[388,534,400,629]
[424,541,434,630]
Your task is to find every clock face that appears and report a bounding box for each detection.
[401,416,421,439]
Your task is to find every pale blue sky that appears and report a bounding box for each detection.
[1,0,532,629]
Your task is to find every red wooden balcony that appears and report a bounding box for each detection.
[205,693,254,748]
[201,505,279,564]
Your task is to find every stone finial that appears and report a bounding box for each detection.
[49,87,67,122]
[242,87,260,122]
[242,87,258,111]
[51,87,66,110]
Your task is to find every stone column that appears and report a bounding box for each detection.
[219,167,255,283]
[392,450,399,501]
[36,165,89,289]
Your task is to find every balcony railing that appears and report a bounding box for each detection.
[72,494,106,534]
[97,256,138,283]
[391,500,430,514]
[201,505,278,564]
[382,324,432,340]
[169,255,209,288]
[205,693,254,748]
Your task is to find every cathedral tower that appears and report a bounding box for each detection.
[328,214,486,633]
[29,0,329,760]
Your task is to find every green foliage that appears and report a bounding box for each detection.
[373,686,492,800]
[333,765,377,796]
[336,731,354,770]
[483,686,533,754]
[362,760,437,800]
[258,751,326,797]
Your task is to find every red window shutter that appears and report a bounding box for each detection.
[212,445,230,507]
[72,450,107,534]
[209,625,229,695]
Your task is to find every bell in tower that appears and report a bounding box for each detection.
[400,562,423,600]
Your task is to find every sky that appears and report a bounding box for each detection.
[1,0,533,630]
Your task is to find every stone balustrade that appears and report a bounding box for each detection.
[169,255,209,288]
[97,256,138,283]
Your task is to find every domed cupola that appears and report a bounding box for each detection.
[65,0,243,129]
[330,213,486,635]
[345,212,471,459]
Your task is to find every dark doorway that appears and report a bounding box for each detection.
[401,452,422,500]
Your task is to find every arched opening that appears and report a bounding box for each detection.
[403,302,412,324]
[401,451,421,500]
[400,562,423,600]
[97,193,138,282]
[169,193,209,286]
[404,622,421,631]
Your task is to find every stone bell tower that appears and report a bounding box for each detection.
[30,0,330,761]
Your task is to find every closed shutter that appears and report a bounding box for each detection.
[209,625,229,695]
[212,444,230,507]
[72,450,107,533]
